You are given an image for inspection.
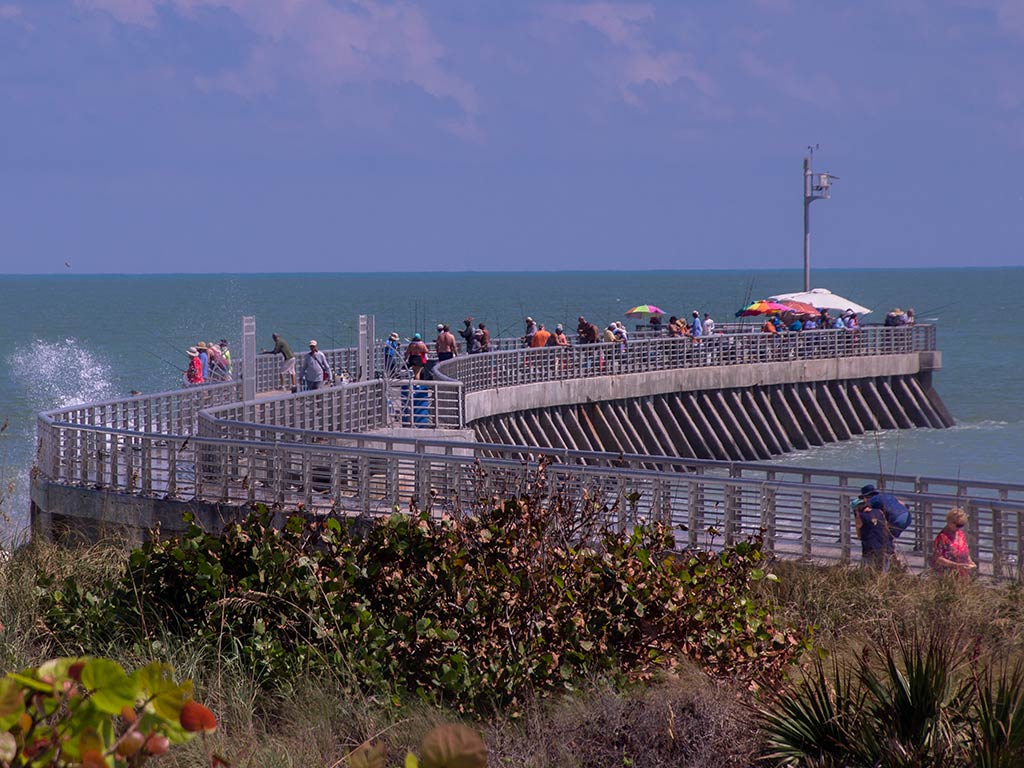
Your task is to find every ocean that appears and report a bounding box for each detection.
[2,268,1020,542]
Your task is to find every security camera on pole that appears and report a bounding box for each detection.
[803,145,838,292]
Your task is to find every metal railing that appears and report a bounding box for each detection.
[435,325,933,394]
[33,413,1024,578]
[38,322,995,574]
[200,378,464,436]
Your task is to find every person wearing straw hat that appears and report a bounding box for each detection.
[185,347,203,386]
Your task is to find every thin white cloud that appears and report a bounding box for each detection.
[543,2,714,105]
[75,0,478,125]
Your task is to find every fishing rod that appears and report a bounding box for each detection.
[142,347,187,375]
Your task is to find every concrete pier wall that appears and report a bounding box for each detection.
[468,352,951,462]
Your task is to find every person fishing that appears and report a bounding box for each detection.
[185,346,203,386]
[262,333,296,391]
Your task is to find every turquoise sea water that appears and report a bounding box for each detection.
[1,268,1021,540]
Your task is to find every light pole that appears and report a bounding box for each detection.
[803,148,838,292]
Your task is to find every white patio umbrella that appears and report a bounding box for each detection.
[768,288,871,316]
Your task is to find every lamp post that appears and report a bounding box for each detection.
[803,149,838,292]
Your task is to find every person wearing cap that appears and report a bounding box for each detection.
[547,324,569,347]
[405,333,429,379]
[476,322,490,353]
[858,495,895,570]
[384,332,401,376]
[522,316,538,347]
[460,318,480,355]
[185,346,203,386]
[300,340,332,391]
[262,333,296,391]
[435,323,458,362]
[195,341,210,381]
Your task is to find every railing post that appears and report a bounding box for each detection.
[167,442,177,498]
[414,441,428,509]
[724,481,736,546]
[839,489,851,564]
[142,437,153,496]
[992,501,1005,580]
[914,478,929,553]
[242,315,257,401]
[358,455,371,518]
[761,479,776,556]
[801,473,812,558]
[967,501,980,573]
[687,477,701,548]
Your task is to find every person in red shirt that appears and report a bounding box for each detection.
[185,347,203,385]
[932,507,977,578]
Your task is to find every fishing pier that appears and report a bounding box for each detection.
[30,320,1024,578]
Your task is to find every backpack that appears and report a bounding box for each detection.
[877,492,912,536]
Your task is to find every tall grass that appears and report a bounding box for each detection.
[8,537,1024,766]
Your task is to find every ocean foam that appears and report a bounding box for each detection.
[7,338,118,411]
[1,339,119,543]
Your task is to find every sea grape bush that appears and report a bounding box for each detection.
[0,657,216,767]
[41,489,804,712]
[347,723,487,768]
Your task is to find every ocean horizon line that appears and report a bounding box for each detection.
[3,265,1023,278]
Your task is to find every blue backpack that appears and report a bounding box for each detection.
[877,492,912,536]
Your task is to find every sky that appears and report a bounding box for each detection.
[1,0,1023,273]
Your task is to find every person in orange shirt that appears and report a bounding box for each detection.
[531,324,552,348]
[761,319,778,334]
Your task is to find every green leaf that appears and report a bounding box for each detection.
[80,659,137,715]
[405,751,420,768]
[0,678,25,731]
[134,662,193,722]
[7,673,52,693]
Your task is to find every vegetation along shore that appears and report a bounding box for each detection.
[4,478,1024,766]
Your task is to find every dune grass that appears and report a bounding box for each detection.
[4,536,1024,767]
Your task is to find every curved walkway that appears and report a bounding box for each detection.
[30,325,1024,579]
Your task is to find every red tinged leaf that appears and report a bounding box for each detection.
[180,700,218,733]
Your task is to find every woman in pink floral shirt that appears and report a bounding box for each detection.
[932,507,977,578]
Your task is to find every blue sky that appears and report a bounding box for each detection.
[1,0,1023,273]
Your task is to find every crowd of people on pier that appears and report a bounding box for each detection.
[248,299,919,387]
[184,340,232,386]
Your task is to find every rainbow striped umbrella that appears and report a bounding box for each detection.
[624,304,665,318]
[735,300,790,317]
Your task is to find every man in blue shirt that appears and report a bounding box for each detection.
[691,311,703,337]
